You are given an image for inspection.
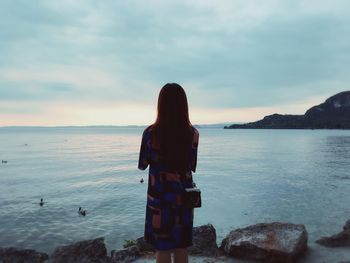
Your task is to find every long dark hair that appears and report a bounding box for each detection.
[153,83,193,173]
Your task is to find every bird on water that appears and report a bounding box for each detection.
[78,207,87,216]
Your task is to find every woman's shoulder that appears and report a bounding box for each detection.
[191,125,199,136]
[144,124,154,132]
[142,124,154,138]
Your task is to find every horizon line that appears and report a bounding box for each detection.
[0,122,239,129]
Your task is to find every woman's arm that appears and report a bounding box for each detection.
[191,127,199,173]
[138,128,151,170]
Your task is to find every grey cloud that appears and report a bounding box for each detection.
[0,0,350,110]
[0,80,76,101]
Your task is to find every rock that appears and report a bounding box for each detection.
[132,224,219,257]
[110,245,139,263]
[113,223,219,262]
[135,237,155,253]
[343,219,350,231]
[220,222,308,263]
[188,224,219,257]
[316,232,350,247]
[112,224,219,262]
[110,237,155,263]
[316,219,350,247]
[51,237,109,263]
[0,247,49,263]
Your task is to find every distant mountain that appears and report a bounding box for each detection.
[225,91,350,129]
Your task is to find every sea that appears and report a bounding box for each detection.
[0,127,350,262]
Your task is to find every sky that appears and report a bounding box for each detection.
[0,0,350,126]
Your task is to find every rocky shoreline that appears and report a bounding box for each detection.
[1,220,350,263]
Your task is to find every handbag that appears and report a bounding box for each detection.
[182,182,201,208]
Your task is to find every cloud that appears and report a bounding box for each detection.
[0,0,350,125]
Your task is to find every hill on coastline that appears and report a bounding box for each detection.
[225,91,350,129]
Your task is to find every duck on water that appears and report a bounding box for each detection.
[78,207,87,216]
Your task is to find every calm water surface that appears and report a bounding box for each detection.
[0,127,350,262]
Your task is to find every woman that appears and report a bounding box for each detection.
[138,83,199,263]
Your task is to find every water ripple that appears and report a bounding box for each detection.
[1,128,350,262]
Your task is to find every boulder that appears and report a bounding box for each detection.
[132,224,219,257]
[316,219,350,247]
[188,224,219,257]
[109,237,155,262]
[110,245,139,263]
[220,222,308,263]
[51,237,109,263]
[0,247,49,263]
[135,237,155,253]
[344,219,350,231]
[316,232,350,247]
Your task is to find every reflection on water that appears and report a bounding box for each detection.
[0,128,350,262]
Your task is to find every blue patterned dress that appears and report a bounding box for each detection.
[138,125,199,251]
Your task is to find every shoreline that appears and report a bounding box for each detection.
[1,220,349,263]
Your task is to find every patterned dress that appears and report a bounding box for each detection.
[138,125,199,251]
